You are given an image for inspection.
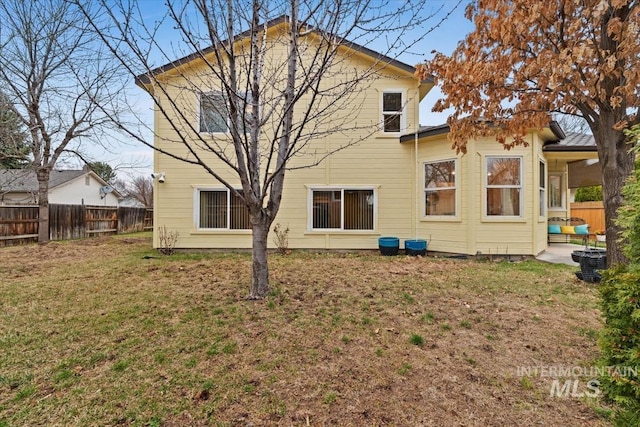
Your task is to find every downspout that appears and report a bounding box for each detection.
[414,88,419,240]
[532,131,538,254]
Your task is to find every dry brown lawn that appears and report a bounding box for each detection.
[0,234,611,426]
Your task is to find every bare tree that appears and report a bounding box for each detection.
[128,175,154,208]
[0,0,125,243]
[77,0,459,298]
[553,114,590,135]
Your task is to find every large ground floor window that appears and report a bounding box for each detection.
[486,156,522,217]
[197,189,250,230]
[311,188,374,230]
[424,159,457,216]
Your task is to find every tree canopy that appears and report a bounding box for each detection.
[0,92,29,169]
[418,0,639,265]
[88,161,117,184]
[418,0,639,150]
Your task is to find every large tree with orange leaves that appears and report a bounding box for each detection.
[418,0,639,266]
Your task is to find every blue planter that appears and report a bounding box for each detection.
[405,239,428,256]
[378,237,399,256]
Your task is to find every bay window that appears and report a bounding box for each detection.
[539,160,546,217]
[486,156,522,216]
[424,159,456,216]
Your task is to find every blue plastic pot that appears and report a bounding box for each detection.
[405,239,428,256]
[378,237,399,256]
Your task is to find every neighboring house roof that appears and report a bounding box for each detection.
[119,196,147,208]
[0,169,85,192]
[135,15,430,87]
[0,169,123,198]
[542,132,597,152]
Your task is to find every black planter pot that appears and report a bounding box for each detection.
[573,248,607,283]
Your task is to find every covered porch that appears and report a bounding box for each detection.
[543,132,603,244]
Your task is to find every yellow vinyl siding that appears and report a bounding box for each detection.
[151,28,420,250]
[150,21,565,255]
[416,132,546,256]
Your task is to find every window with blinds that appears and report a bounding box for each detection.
[199,190,250,229]
[311,189,374,230]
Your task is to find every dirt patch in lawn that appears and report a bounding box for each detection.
[0,236,610,426]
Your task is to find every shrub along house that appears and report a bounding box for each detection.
[141,18,598,257]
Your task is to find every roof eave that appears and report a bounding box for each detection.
[400,124,451,143]
[543,145,598,152]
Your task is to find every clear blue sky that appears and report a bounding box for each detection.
[106,1,474,180]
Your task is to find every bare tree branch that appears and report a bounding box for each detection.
[74,0,460,298]
[0,0,128,242]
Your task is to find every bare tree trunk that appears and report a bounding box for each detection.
[250,219,271,299]
[594,121,635,267]
[36,168,50,244]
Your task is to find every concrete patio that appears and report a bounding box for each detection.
[535,243,589,266]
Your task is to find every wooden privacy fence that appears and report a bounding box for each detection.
[0,205,38,246]
[0,204,153,247]
[570,201,605,233]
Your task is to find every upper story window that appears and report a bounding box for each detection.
[424,159,456,216]
[197,188,250,230]
[199,91,252,134]
[486,156,522,217]
[311,188,374,231]
[382,91,403,133]
[200,92,227,133]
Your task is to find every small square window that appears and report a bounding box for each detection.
[200,92,227,133]
[200,92,252,134]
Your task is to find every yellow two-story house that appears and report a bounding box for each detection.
[139,17,597,257]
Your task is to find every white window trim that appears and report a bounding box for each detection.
[306,185,378,232]
[484,155,523,219]
[194,187,249,231]
[423,158,458,218]
[380,90,405,134]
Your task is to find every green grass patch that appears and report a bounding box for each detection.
[409,333,424,347]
